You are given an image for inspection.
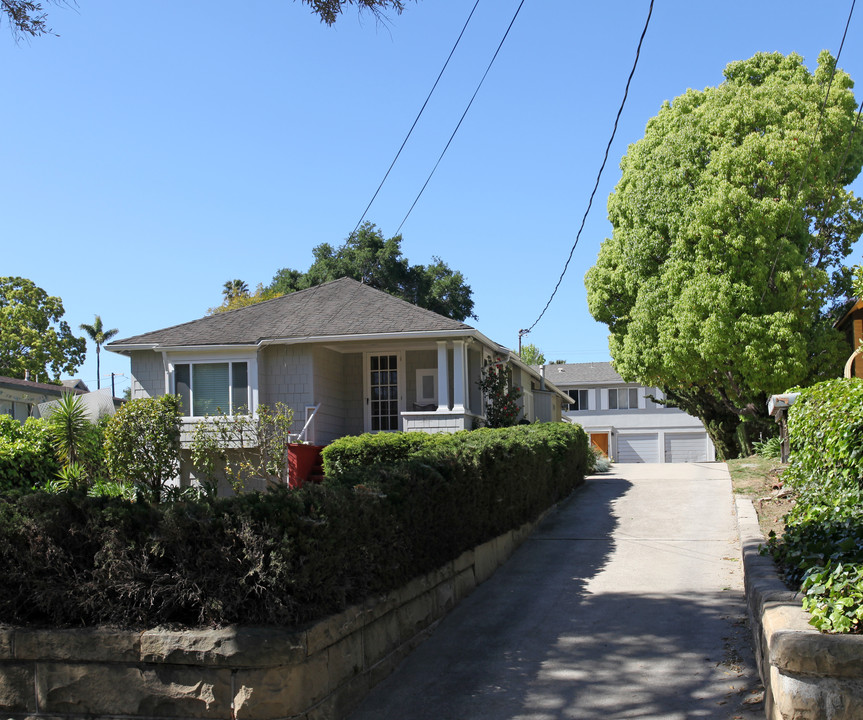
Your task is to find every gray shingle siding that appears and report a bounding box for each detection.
[129,351,164,400]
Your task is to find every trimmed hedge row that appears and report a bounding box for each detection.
[0,423,591,628]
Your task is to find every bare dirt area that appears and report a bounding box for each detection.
[726,455,793,539]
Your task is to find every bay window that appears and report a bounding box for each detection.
[174,361,249,416]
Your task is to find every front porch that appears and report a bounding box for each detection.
[401,409,482,433]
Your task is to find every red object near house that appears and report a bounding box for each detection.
[288,443,325,488]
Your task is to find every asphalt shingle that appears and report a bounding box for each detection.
[108,278,473,349]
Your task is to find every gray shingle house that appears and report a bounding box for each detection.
[544,362,716,463]
[107,278,570,446]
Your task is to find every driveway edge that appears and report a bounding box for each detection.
[735,495,863,719]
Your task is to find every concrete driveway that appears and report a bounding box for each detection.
[348,463,763,719]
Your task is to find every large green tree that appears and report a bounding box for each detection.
[268,223,476,321]
[585,52,863,458]
[0,277,86,382]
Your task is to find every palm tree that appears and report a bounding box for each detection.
[79,315,119,390]
[223,279,249,302]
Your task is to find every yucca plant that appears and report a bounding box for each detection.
[48,393,90,489]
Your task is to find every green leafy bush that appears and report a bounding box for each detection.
[0,415,59,491]
[0,423,591,629]
[802,562,863,633]
[104,395,181,502]
[190,402,294,492]
[767,378,863,632]
[321,431,446,484]
[752,435,781,459]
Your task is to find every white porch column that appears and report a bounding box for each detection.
[452,340,467,413]
[436,341,450,411]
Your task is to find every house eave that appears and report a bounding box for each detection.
[258,328,488,349]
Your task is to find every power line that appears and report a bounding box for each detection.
[351,0,482,237]
[523,0,654,335]
[396,0,527,235]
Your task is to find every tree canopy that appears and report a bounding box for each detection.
[584,52,863,458]
[2,1,410,39]
[0,277,86,382]
[266,223,475,321]
[518,343,546,366]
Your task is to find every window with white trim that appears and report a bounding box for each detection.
[415,369,437,406]
[174,361,249,416]
[567,389,589,411]
[608,387,640,410]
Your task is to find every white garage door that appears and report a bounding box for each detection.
[665,432,708,463]
[618,433,659,463]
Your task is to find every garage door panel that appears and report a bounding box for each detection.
[665,432,708,463]
[618,433,659,463]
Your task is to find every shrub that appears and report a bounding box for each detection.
[104,395,181,502]
[0,423,591,629]
[190,402,294,492]
[321,431,446,484]
[476,358,522,427]
[0,415,59,491]
[752,435,781,459]
[767,378,863,633]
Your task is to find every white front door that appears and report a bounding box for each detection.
[365,352,404,432]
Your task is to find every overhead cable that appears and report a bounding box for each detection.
[523,0,654,334]
[351,0,482,237]
[396,0,527,235]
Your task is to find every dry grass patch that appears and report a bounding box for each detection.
[726,455,792,539]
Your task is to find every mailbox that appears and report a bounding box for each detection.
[767,392,799,417]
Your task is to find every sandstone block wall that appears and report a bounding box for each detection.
[0,515,543,720]
[736,497,863,719]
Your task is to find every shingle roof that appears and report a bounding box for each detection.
[0,375,85,395]
[108,277,474,349]
[540,362,627,386]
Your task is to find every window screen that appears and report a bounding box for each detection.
[193,363,230,416]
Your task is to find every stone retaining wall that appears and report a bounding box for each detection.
[736,496,863,719]
[0,516,541,720]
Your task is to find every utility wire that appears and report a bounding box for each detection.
[762,0,855,302]
[524,0,654,334]
[396,0,527,235]
[351,0,482,237]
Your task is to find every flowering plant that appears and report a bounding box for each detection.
[477,359,522,428]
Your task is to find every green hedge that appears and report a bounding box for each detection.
[321,431,447,482]
[0,423,591,628]
[0,415,59,492]
[768,378,863,633]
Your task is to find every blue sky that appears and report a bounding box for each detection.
[3,0,863,394]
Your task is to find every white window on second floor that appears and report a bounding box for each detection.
[608,387,640,410]
[174,361,250,417]
[567,389,589,411]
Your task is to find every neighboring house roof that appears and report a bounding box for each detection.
[61,378,91,392]
[0,375,85,397]
[108,277,474,351]
[834,297,863,330]
[39,388,121,422]
[540,362,629,387]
